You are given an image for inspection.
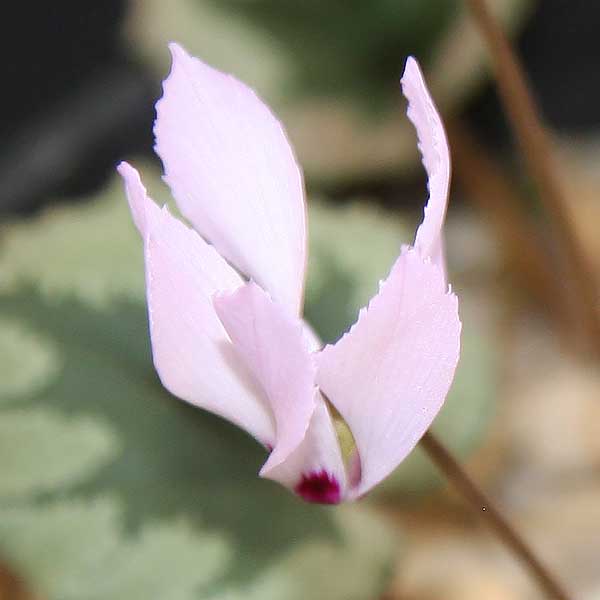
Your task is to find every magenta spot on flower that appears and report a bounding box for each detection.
[295,470,341,504]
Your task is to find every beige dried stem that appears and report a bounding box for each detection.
[420,432,572,600]
[466,0,600,353]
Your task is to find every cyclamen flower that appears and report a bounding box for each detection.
[118,43,460,504]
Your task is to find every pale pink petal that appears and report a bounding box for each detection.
[401,57,451,273]
[155,43,307,315]
[316,247,461,497]
[267,395,347,504]
[302,320,323,352]
[118,162,275,445]
[118,161,161,236]
[214,284,346,502]
[213,282,316,475]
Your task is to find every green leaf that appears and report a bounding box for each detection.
[306,200,410,344]
[0,318,62,402]
[0,176,145,306]
[0,176,395,598]
[0,497,229,600]
[0,408,119,499]
[208,508,395,600]
[211,0,457,109]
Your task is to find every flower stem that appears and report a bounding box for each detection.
[466,0,600,353]
[420,431,571,600]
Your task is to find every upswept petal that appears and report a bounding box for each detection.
[155,43,307,315]
[118,162,275,446]
[118,161,161,236]
[401,57,451,273]
[213,282,316,475]
[316,247,461,498]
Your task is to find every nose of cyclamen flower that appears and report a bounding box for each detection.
[118,43,460,504]
[295,470,342,505]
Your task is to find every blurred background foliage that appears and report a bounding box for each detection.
[146,0,458,107]
[127,0,532,182]
[2,1,600,599]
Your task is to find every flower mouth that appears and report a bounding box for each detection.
[296,394,362,504]
[329,399,362,491]
[292,396,360,504]
[295,469,341,504]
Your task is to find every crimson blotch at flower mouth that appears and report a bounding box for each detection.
[118,43,461,504]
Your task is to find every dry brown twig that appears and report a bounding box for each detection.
[421,432,572,600]
[466,0,600,353]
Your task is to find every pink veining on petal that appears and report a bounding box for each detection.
[295,470,341,505]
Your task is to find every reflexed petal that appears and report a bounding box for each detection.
[316,247,461,497]
[213,282,316,475]
[155,43,307,314]
[401,57,451,273]
[118,163,275,445]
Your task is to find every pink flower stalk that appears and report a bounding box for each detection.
[118,43,461,504]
